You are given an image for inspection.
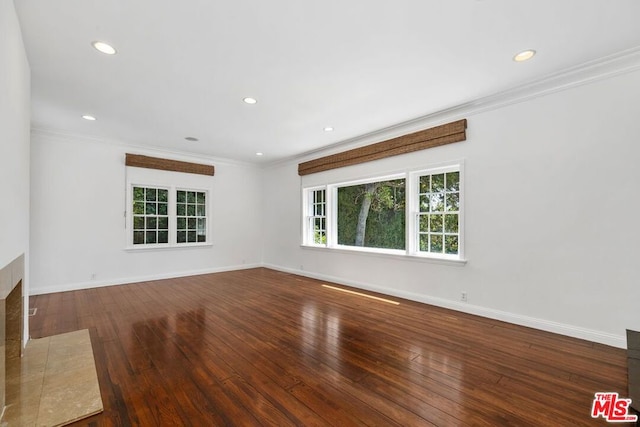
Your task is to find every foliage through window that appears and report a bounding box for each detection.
[177,190,207,243]
[417,171,459,255]
[133,186,169,245]
[302,164,463,260]
[130,185,208,247]
[306,189,326,245]
[337,179,405,250]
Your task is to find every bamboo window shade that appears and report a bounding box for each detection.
[125,154,215,176]
[298,119,467,176]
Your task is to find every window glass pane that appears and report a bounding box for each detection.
[445,236,458,254]
[158,189,168,202]
[146,217,157,229]
[446,172,460,192]
[420,195,430,212]
[196,205,205,216]
[177,203,186,216]
[432,174,445,192]
[158,231,169,244]
[187,205,196,216]
[445,214,458,233]
[158,203,168,215]
[419,215,429,232]
[431,234,443,253]
[419,176,430,193]
[430,193,444,212]
[188,218,196,229]
[133,202,144,215]
[146,231,157,244]
[158,217,168,230]
[133,187,145,201]
[177,191,186,203]
[145,203,156,215]
[446,193,459,212]
[146,188,157,201]
[177,217,186,229]
[337,178,405,250]
[133,216,144,229]
[187,192,196,203]
[197,218,206,234]
[188,231,197,242]
[197,192,205,204]
[133,231,145,244]
[197,234,206,242]
[177,231,186,243]
[419,234,429,252]
[430,214,443,233]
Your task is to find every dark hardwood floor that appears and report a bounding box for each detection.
[28,268,629,426]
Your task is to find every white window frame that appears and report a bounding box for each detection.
[301,161,465,263]
[408,163,464,261]
[302,186,328,247]
[126,183,211,249]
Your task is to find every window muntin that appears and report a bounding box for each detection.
[337,178,405,250]
[417,171,460,255]
[132,186,169,245]
[176,190,207,243]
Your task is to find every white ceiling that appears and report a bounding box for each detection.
[14,0,640,164]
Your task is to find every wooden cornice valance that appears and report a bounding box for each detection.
[298,119,467,176]
[125,154,215,176]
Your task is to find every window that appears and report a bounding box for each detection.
[133,186,169,245]
[337,178,405,250]
[128,185,209,248]
[302,163,463,261]
[305,188,326,245]
[416,170,460,256]
[176,190,207,243]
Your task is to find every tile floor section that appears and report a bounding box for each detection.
[3,329,103,426]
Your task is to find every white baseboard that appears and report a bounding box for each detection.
[31,262,626,349]
[29,263,262,296]
[264,263,627,349]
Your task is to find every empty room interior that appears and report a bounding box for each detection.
[2,0,640,425]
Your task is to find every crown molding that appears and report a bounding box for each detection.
[274,45,640,168]
[30,127,258,169]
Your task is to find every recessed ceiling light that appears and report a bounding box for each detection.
[82,115,96,121]
[91,41,117,55]
[243,97,257,104]
[256,152,264,156]
[184,137,199,142]
[513,49,536,62]
[323,127,334,132]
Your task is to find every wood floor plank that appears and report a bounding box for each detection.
[26,268,629,426]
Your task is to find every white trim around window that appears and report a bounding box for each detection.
[301,161,465,263]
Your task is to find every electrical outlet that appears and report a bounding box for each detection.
[461,291,467,302]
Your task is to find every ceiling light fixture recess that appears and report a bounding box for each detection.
[82,115,96,121]
[323,127,334,132]
[513,49,536,62]
[243,97,257,104]
[184,137,199,142]
[91,41,117,55]
[256,152,264,156]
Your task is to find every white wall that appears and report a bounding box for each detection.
[30,133,264,294]
[263,67,640,348]
[0,0,31,343]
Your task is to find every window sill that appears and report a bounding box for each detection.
[125,242,213,252]
[300,244,467,266]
